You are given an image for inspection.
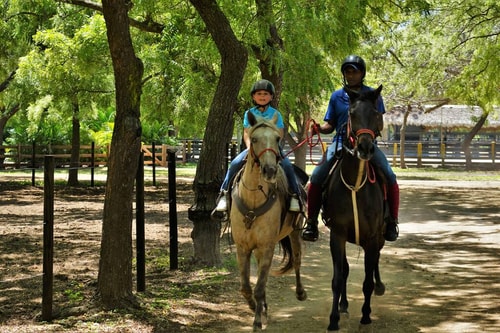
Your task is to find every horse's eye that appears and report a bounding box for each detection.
[251,137,258,143]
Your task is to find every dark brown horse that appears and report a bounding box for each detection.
[230,112,307,331]
[322,85,386,332]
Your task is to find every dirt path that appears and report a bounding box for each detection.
[1,178,499,333]
[224,180,500,333]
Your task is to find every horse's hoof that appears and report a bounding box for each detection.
[253,322,263,331]
[296,290,307,301]
[374,282,385,296]
[358,322,374,333]
[248,300,256,312]
[326,324,339,332]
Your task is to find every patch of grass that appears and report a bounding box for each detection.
[393,167,500,181]
[63,282,85,303]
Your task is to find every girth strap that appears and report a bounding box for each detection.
[232,184,278,229]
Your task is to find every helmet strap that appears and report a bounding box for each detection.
[255,103,270,110]
[342,76,363,89]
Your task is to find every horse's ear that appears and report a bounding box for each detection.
[377,113,384,132]
[375,85,384,132]
[248,111,257,126]
[272,112,278,124]
[345,87,360,103]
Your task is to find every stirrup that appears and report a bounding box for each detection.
[215,191,229,212]
[384,217,399,241]
[289,196,301,212]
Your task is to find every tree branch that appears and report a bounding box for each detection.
[57,0,165,33]
[0,69,17,93]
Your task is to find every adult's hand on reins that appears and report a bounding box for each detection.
[309,119,320,135]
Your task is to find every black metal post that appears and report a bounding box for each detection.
[167,149,178,270]
[136,152,145,292]
[42,156,54,321]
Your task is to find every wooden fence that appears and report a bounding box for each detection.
[377,141,498,168]
[0,140,238,169]
[0,139,497,170]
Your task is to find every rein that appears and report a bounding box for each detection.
[283,119,326,165]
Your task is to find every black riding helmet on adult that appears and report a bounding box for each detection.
[341,55,366,89]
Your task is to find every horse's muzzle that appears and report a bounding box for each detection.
[262,164,278,183]
[356,139,375,161]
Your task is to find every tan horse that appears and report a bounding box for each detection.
[230,112,307,331]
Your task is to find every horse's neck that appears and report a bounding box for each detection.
[341,154,366,187]
[241,158,268,192]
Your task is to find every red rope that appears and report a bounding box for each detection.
[367,161,377,184]
[284,119,326,166]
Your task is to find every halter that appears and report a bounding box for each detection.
[345,117,376,155]
[248,123,282,167]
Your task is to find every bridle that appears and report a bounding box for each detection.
[344,116,377,156]
[248,123,282,167]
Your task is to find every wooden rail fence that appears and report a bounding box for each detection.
[1,140,497,170]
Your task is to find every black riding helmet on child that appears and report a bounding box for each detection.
[250,79,275,107]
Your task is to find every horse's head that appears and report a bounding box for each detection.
[247,112,282,183]
[345,85,384,161]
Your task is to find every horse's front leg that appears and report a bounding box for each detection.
[291,229,307,301]
[236,245,255,311]
[360,243,378,326]
[327,232,346,332]
[252,246,274,330]
[339,255,349,313]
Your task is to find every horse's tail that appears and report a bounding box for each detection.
[276,235,294,275]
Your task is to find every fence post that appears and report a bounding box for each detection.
[90,142,95,187]
[168,149,178,270]
[440,143,446,167]
[231,141,237,161]
[224,142,230,174]
[162,144,167,167]
[392,143,397,167]
[492,141,496,164]
[417,142,423,168]
[136,152,145,292]
[152,142,156,186]
[16,143,21,169]
[42,155,54,322]
[32,141,36,186]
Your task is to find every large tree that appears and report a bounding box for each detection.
[97,0,144,308]
[188,0,248,265]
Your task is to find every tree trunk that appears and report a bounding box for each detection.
[68,99,80,186]
[98,0,143,309]
[188,0,248,266]
[0,70,18,169]
[0,104,20,169]
[463,113,488,171]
